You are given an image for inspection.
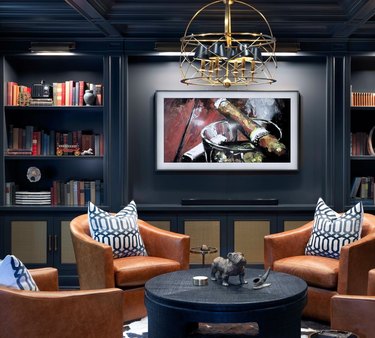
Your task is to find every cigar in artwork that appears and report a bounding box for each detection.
[214,98,286,156]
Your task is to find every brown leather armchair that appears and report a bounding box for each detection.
[0,267,123,338]
[331,269,375,338]
[264,213,375,322]
[70,214,190,322]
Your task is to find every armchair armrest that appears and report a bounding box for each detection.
[138,219,190,270]
[264,221,313,268]
[0,287,123,338]
[338,233,375,295]
[70,214,115,289]
[331,294,375,338]
[29,267,58,291]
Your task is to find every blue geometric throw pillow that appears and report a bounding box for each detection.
[88,200,147,258]
[0,255,39,291]
[305,198,363,259]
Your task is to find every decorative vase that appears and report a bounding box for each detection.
[83,90,96,105]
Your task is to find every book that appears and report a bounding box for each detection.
[29,98,53,106]
[81,133,94,152]
[6,149,33,155]
[12,83,19,106]
[65,80,70,106]
[79,181,85,206]
[5,182,16,205]
[53,82,63,106]
[7,82,17,105]
[351,177,363,198]
[95,84,103,105]
[25,125,34,150]
[32,131,41,155]
[79,80,85,106]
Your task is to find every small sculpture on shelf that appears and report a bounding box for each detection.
[81,148,94,155]
[83,89,96,105]
[211,252,247,286]
[56,144,80,156]
[18,91,31,106]
[26,166,41,182]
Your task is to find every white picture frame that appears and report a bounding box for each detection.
[156,90,299,171]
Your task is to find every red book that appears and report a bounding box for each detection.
[79,80,85,106]
[32,131,40,155]
[12,85,19,106]
[72,131,79,146]
[7,82,17,106]
[81,134,93,152]
[99,134,104,156]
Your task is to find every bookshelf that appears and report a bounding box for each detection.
[2,56,105,207]
[0,54,108,286]
[349,56,375,207]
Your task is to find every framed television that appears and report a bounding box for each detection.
[155,91,299,171]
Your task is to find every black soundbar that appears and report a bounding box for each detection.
[181,198,278,206]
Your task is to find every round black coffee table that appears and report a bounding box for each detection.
[145,268,307,338]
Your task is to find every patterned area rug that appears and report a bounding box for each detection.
[123,317,330,338]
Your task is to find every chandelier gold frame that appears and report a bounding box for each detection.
[180,0,277,87]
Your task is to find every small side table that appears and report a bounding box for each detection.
[190,245,218,265]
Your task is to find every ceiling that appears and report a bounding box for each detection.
[1,0,375,53]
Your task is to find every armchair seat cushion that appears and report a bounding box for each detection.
[114,256,181,288]
[273,255,339,289]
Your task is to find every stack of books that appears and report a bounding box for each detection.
[29,98,53,106]
[351,91,375,107]
[15,191,51,205]
[6,81,103,106]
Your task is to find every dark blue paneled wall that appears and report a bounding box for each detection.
[127,57,329,205]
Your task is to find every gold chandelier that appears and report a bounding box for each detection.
[180,0,277,87]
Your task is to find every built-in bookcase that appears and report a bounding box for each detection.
[2,55,106,207]
[349,56,375,208]
[0,54,109,287]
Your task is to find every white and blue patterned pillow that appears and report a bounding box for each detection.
[88,201,147,258]
[0,255,39,291]
[305,198,363,259]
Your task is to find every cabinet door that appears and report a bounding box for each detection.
[4,217,54,267]
[183,219,221,265]
[53,220,76,266]
[233,220,270,265]
[283,220,309,231]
